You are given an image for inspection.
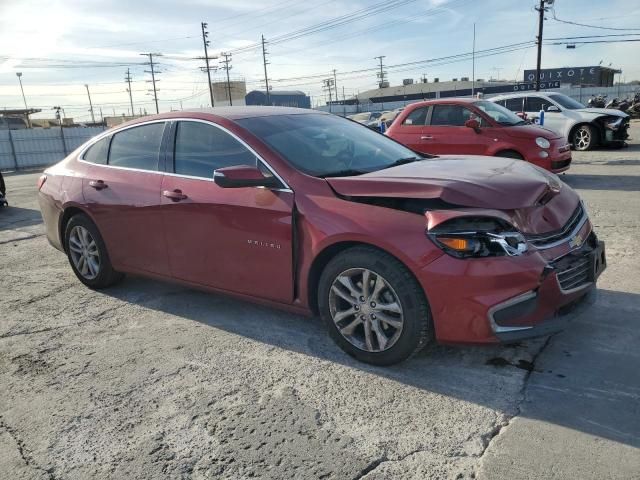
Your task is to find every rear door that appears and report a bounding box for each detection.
[423,104,494,155]
[160,120,294,303]
[83,121,170,276]
[388,106,429,152]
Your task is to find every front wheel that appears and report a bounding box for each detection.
[572,124,596,151]
[318,247,432,365]
[64,214,124,289]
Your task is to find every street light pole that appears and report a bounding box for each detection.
[16,72,31,128]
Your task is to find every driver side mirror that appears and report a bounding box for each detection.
[214,165,281,189]
[465,118,481,133]
[546,105,560,112]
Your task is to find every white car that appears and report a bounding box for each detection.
[490,92,629,150]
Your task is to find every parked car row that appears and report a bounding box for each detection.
[386,98,572,173]
[38,107,606,365]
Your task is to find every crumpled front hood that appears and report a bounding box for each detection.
[578,107,629,118]
[326,156,573,210]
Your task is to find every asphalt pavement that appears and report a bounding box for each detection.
[1,123,639,480]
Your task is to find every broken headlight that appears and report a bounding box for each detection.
[604,117,623,131]
[428,217,528,259]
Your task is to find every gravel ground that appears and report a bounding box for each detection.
[1,123,639,480]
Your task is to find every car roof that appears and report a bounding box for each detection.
[407,97,480,107]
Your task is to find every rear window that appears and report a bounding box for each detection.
[108,123,165,171]
[504,97,524,112]
[83,137,110,165]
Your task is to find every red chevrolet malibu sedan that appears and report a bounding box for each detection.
[38,108,605,365]
[386,98,572,173]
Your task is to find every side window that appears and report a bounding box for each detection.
[174,121,257,178]
[108,123,164,170]
[525,96,548,112]
[83,136,110,165]
[504,98,524,112]
[402,107,428,126]
[430,105,478,127]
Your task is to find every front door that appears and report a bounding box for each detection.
[160,120,294,304]
[83,122,170,276]
[424,104,494,155]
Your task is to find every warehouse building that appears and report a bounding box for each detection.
[245,90,311,108]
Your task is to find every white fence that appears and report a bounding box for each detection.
[318,84,640,116]
[0,126,106,172]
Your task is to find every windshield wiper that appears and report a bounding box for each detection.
[379,156,422,170]
[321,169,366,178]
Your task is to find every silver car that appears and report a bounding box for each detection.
[490,92,629,151]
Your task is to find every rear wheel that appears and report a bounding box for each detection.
[64,214,124,289]
[572,124,596,151]
[318,246,432,365]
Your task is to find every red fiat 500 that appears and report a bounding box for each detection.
[386,99,572,173]
[38,108,604,365]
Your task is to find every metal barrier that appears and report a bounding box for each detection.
[0,126,106,172]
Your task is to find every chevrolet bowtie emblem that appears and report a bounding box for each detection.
[569,234,584,249]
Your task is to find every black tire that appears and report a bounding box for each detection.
[572,124,596,151]
[495,150,524,160]
[318,246,432,366]
[0,171,6,196]
[64,214,124,289]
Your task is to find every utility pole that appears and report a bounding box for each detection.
[374,56,387,88]
[16,72,31,127]
[261,35,271,105]
[201,22,215,107]
[471,23,476,97]
[220,52,233,106]
[84,84,95,123]
[534,0,551,91]
[125,68,134,116]
[322,78,334,112]
[141,52,162,113]
[333,69,339,105]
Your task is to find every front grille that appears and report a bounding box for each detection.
[525,203,585,249]
[555,256,591,290]
[551,159,571,170]
[550,232,600,291]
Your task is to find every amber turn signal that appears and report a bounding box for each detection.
[438,237,470,251]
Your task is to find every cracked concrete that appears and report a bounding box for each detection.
[1,123,639,479]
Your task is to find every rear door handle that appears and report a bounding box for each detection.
[89,180,108,190]
[163,189,188,201]
[421,135,433,140]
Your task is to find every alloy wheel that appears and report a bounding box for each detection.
[68,225,101,280]
[574,127,591,150]
[328,268,404,352]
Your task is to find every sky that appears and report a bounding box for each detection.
[1,0,639,121]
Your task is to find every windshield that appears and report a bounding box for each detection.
[473,100,525,126]
[237,113,422,177]
[547,93,585,110]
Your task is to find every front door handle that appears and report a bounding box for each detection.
[163,189,188,201]
[89,180,108,190]
[421,135,433,140]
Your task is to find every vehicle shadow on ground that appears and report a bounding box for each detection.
[103,279,640,449]
[562,174,640,191]
[0,206,43,231]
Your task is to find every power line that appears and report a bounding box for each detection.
[550,8,640,31]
